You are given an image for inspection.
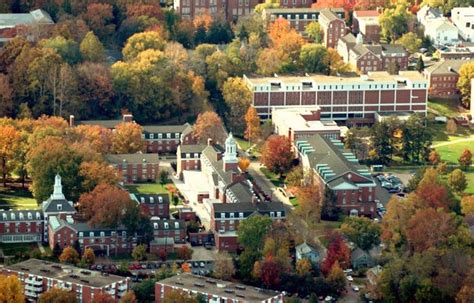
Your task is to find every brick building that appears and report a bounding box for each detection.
[155,273,284,303]
[211,202,286,252]
[296,135,376,217]
[151,218,186,244]
[2,259,130,302]
[319,8,346,48]
[176,144,206,179]
[352,10,381,43]
[0,210,43,243]
[423,59,470,97]
[48,217,133,256]
[71,113,133,129]
[244,71,428,124]
[105,154,159,183]
[262,8,345,35]
[130,193,170,218]
[272,106,342,144]
[150,237,175,255]
[142,123,194,154]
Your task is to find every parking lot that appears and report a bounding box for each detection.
[374,171,412,218]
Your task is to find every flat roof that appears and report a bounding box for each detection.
[3,259,128,287]
[263,7,344,14]
[157,273,282,301]
[272,107,341,132]
[105,153,159,164]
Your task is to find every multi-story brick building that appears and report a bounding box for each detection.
[352,10,381,43]
[319,8,346,48]
[71,114,133,129]
[262,7,345,34]
[0,210,43,243]
[155,273,284,303]
[244,71,428,124]
[2,259,130,302]
[151,219,186,243]
[272,107,342,144]
[296,135,376,217]
[176,144,206,179]
[105,154,159,183]
[130,193,170,219]
[423,59,470,97]
[142,123,194,154]
[48,216,134,256]
[211,201,286,252]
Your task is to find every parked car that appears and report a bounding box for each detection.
[352,285,360,292]
[346,276,354,282]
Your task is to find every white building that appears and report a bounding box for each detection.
[417,5,459,46]
[417,5,443,28]
[452,7,474,42]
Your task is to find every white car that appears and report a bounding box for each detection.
[346,275,354,282]
[352,285,360,292]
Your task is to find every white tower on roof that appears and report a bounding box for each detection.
[51,174,66,200]
[223,132,238,171]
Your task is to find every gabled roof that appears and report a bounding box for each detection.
[150,219,185,230]
[213,201,286,215]
[105,153,159,165]
[0,9,53,29]
[319,8,340,22]
[142,123,191,134]
[425,59,470,75]
[130,193,170,204]
[296,242,317,255]
[77,119,122,129]
[42,197,75,214]
[0,210,43,222]
[179,144,207,154]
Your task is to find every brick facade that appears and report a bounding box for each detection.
[105,154,159,183]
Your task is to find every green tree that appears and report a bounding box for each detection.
[299,43,329,74]
[401,115,432,163]
[370,118,399,164]
[79,31,105,62]
[457,61,474,108]
[222,77,252,135]
[122,31,165,60]
[132,279,156,303]
[305,21,323,43]
[341,217,381,250]
[396,33,422,54]
[416,55,425,72]
[379,4,414,43]
[41,36,81,65]
[132,244,147,261]
[448,169,467,194]
[237,215,272,251]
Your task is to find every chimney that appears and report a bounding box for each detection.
[69,115,75,127]
[123,114,133,123]
[207,138,213,146]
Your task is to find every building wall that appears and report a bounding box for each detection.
[362,24,380,43]
[0,221,43,243]
[139,202,170,219]
[153,229,186,243]
[323,19,346,48]
[353,51,383,73]
[114,163,159,183]
[145,139,180,153]
[426,73,460,96]
[382,55,408,71]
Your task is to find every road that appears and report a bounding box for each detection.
[247,161,292,207]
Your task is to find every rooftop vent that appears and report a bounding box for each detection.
[194,282,205,287]
[224,289,235,294]
[235,285,246,290]
[80,279,89,284]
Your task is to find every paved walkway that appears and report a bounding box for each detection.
[431,136,474,148]
[37,242,46,254]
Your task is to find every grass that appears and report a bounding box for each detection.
[235,137,252,151]
[260,167,282,186]
[314,220,343,248]
[464,168,474,195]
[0,187,38,210]
[435,141,473,164]
[430,122,474,144]
[0,243,37,256]
[289,197,299,207]
[125,182,170,195]
[428,98,465,118]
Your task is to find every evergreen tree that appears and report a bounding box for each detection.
[194,24,207,45]
[73,239,82,256]
[53,242,62,258]
[416,56,425,73]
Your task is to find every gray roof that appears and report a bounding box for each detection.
[0,9,53,29]
[105,153,159,165]
[425,59,471,75]
[77,119,122,129]
[49,216,128,235]
[351,247,369,260]
[380,44,407,55]
[42,197,76,214]
[319,8,340,22]
[0,210,43,221]
[130,193,169,205]
[151,237,175,246]
[213,202,286,216]
[4,259,128,287]
[351,44,371,57]
[340,33,357,45]
[142,123,191,134]
[296,242,317,255]
[180,144,207,153]
[157,273,282,301]
[151,219,185,230]
[264,7,345,14]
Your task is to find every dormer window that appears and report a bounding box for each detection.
[158,133,162,139]
[230,213,234,218]
[166,133,171,139]
[27,212,32,219]
[140,197,145,203]
[154,223,158,229]
[57,204,62,211]
[150,134,154,139]
[79,232,83,238]
[11,213,15,220]
[164,222,169,229]
[220,213,225,219]
[36,212,41,219]
[89,232,94,237]
[239,212,243,218]
[174,222,179,229]
[150,197,154,203]
[100,232,105,237]
[175,133,180,139]
[158,196,163,203]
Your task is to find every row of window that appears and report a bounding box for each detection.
[79,231,127,238]
[143,132,180,139]
[255,83,427,92]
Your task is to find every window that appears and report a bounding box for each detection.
[164,222,169,229]
[100,231,105,237]
[57,204,62,211]
[89,232,94,237]
[166,133,171,139]
[220,213,225,219]
[230,213,234,218]
[150,134,154,139]
[79,232,83,238]
[239,212,244,218]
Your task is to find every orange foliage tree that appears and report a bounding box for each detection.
[59,246,80,264]
[111,122,144,154]
[238,158,251,171]
[0,124,20,186]
[268,18,304,62]
[321,231,351,274]
[192,111,225,144]
[244,107,261,143]
[260,135,293,176]
[79,161,120,192]
[92,292,115,303]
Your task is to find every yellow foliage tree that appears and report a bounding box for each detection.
[0,275,25,303]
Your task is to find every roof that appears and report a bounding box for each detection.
[77,119,122,129]
[130,193,170,204]
[272,107,341,133]
[150,237,175,246]
[354,10,380,18]
[264,7,345,14]
[42,197,75,214]
[150,219,185,230]
[142,123,191,134]
[340,33,357,45]
[213,201,286,216]
[105,153,159,165]
[157,273,282,301]
[425,59,471,75]
[351,247,369,260]
[0,210,43,221]
[180,144,207,153]
[0,9,53,29]
[49,216,128,234]
[432,19,458,31]
[319,8,340,22]
[4,259,128,287]
[352,44,371,57]
[296,242,317,255]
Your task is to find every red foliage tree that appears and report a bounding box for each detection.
[127,4,163,20]
[321,231,351,275]
[260,135,293,176]
[260,255,281,288]
[92,292,115,303]
[415,168,452,210]
[82,3,115,40]
[459,148,473,169]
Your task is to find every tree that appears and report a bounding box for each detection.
[120,290,137,303]
[244,107,261,143]
[457,61,474,108]
[222,77,252,135]
[259,255,282,288]
[268,18,304,62]
[213,252,235,280]
[78,183,135,228]
[305,21,323,43]
[80,31,105,63]
[458,149,472,169]
[414,168,452,210]
[59,246,80,264]
[177,246,193,260]
[122,31,165,60]
[416,55,425,72]
[295,183,322,226]
[286,166,303,188]
[41,36,81,65]
[299,44,329,74]
[0,275,25,303]
[461,195,474,216]
[260,135,293,176]
[238,215,273,251]
[387,61,400,75]
[38,288,77,303]
[0,74,13,116]
[400,115,432,163]
[321,232,351,274]
[53,242,62,258]
[0,124,20,186]
[92,292,115,303]
[326,261,346,296]
[82,3,115,41]
[428,150,441,165]
[341,217,381,250]
[162,290,198,303]
[132,279,156,302]
[448,169,467,194]
[193,111,225,144]
[396,33,422,54]
[321,187,341,221]
[111,122,144,154]
[79,161,120,192]
[379,4,414,42]
[296,258,313,277]
[446,119,457,135]
[238,158,250,171]
[132,244,147,261]
[82,247,95,266]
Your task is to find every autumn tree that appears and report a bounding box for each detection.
[120,290,138,303]
[461,195,474,216]
[80,31,105,63]
[122,31,165,60]
[414,168,453,210]
[296,258,313,276]
[260,135,293,176]
[458,148,472,169]
[213,252,235,280]
[238,158,250,171]
[177,246,193,260]
[0,275,25,303]
[111,122,144,154]
[82,247,95,266]
[395,32,422,54]
[295,182,322,226]
[259,255,281,288]
[79,161,120,192]
[268,18,304,64]
[92,292,115,303]
[321,232,351,274]
[38,288,77,303]
[82,3,115,41]
[262,234,291,273]
[78,183,135,228]
[326,261,346,295]
[448,168,467,194]
[132,244,147,261]
[162,290,198,303]
[0,74,13,116]
[285,165,303,188]
[381,195,416,250]
[379,4,414,42]
[59,246,80,264]
[428,150,441,165]
[244,107,261,143]
[341,217,381,250]
[299,43,329,74]
[305,21,323,43]
[0,124,20,186]
[222,77,252,135]
[416,55,425,72]
[237,215,273,252]
[457,61,474,108]
[193,111,225,144]
[446,118,458,135]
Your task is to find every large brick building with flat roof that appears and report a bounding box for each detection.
[244,71,428,124]
[2,259,130,302]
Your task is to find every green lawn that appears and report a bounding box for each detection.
[125,183,170,195]
[435,141,473,164]
[0,188,38,210]
[289,197,299,207]
[428,98,467,118]
[0,243,37,256]
[464,168,474,195]
[430,121,474,144]
[235,137,252,151]
[260,167,282,186]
